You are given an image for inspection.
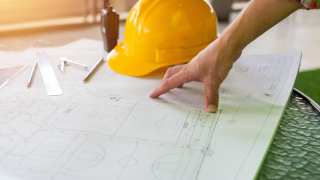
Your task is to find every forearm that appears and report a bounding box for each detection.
[220,0,302,56]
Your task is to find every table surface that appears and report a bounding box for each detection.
[1,23,320,180]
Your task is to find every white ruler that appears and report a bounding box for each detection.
[36,52,63,96]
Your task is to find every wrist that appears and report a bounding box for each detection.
[215,32,243,64]
[219,23,246,55]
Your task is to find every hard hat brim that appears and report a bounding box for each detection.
[108,44,187,77]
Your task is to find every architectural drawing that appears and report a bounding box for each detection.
[0,40,301,180]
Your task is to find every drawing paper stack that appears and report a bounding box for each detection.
[0,39,301,180]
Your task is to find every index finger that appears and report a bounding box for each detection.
[150,69,192,98]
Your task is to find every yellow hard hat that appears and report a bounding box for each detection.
[108,0,218,77]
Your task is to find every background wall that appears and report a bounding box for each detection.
[0,0,138,25]
[0,0,93,24]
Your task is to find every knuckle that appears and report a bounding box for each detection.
[173,64,184,72]
[181,67,193,81]
[167,67,174,73]
[166,67,175,75]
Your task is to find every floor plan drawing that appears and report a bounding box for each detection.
[0,40,301,180]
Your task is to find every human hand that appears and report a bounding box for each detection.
[150,38,242,113]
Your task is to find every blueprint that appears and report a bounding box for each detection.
[0,39,301,180]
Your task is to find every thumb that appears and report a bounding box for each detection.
[204,80,219,113]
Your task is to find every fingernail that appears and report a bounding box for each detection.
[206,104,217,113]
[150,92,156,98]
[150,90,158,98]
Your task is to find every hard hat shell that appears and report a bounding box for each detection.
[108,0,218,76]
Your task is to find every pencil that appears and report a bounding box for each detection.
[27,62,37,88]
[83,58,105,83]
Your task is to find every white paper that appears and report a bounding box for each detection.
[0,39,301,180]
[0,65,25,89]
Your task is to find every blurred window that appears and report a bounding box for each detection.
[0,0,137,25]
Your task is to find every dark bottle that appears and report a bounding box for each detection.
[100,0,120,52]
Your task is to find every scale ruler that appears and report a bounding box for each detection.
[36,52,63,96]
